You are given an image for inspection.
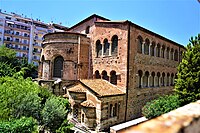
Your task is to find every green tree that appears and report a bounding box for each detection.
[0,75,42,120]
[0,45,37,78]
[175,34,200,105]
[42,96,69,132]
[0,74,72,132]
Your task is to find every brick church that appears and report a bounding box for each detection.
[38,14,185,131]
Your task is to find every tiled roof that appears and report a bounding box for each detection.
[81,100,95,108]
[80,79,125,97]
[68,83,86,93]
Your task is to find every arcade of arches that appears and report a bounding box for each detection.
[94,70,118,85]
[138,70,176,88]
[96,35,118,57]
[137,35,182,61]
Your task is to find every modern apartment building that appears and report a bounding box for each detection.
[0,10,67,66]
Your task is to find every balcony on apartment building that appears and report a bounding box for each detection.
[4,30,30,39]
[5,44,29,52]
[32,55,40,61]
[5,22,31,32]
[33,43,41,47]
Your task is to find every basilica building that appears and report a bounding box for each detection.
[38,14,185,131]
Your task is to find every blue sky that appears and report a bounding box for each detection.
[0,0,199,46]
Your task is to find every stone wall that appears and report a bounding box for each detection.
[126,25,184,121]
[92,22,129,90]
[40,32,90,80]
[117,100,200,133]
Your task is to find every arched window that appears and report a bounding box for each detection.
[102,70,109,81]
[171,73,174,86]
[161,72,165,86]
[157,72,160,87]
[113,103,117,116]
[137,36,143,53]
[174,49,178,61]
[138,70,143,88]
[150,42,155,56]
[144,38,150,55]
[85,26,90,34]
[167,73,170,86]
[156,43,161,57]
[81,114,85,123]
[161,45,165,58]
[103,39,110,56]
[166,47,170,59]
[95,70,101,79]
[111,35,118,55]
[143,71,149,87]
[171,48,174,60]
[53,56,64,78]
[96,40,102,57]
[151,72,155,87]
[110,70,117,85]
[110,104,113,117]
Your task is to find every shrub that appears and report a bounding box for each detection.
[0,117,38,133]
[142,94,181,119]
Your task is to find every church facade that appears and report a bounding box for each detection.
[38,14,185,131]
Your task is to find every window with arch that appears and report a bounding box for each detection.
[110,104,113,117]
[166,47,170,59]
[103,39,110,56]
[151,72,155,87]
[156,43,161,57]
[110,70,117,85]
[113,103,117,116]
[138,70,143,88]
[102,70,109,81]
[137,36,143,53]
[144,39,150,55]
[167,73,170,86]
[157,72,161,87]
[161,72,165,86]
[150,42,155,56]
[96,40,102,57]
[143,71,149,87]
[171,73,174,86]
[53,56,64,78]
[94,70,101,79]
[161,45,165,58]
[81,114,85,123]
[171,48,174,60]
[111,35,118,55]
[85,26,90,34]
[174,49,178,61]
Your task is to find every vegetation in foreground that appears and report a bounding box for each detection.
[142,34,200,119]
[0,45,73,132]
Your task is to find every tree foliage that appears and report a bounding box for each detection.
[42,96,69,132]
[0,45,37,78]
[142,94,181,119]
[0,74,72,132]
[175,34,200,105]
[0,117,38,133]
